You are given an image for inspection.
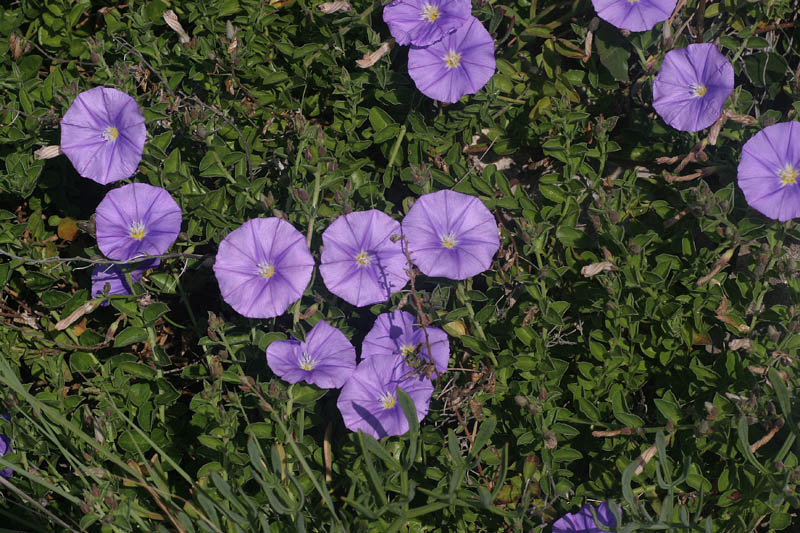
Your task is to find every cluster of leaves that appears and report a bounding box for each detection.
[1,0,800,531]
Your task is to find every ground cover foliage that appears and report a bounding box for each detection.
[1,0,800,531]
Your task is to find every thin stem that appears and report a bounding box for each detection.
[0,248,205,266]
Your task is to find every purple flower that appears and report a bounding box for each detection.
[402,190,499,280]
[362,310,449,378]
[337,354,433,439]
[320,210,408,307]
[61,87,146,185]
[0,413,11,479]
[266,320,356,388]
[213,218,315,319]
[737,122,800,221]
[407,16,496,104]
[91,258,160,304]
[652,43,734,132]
[95,183,181,261]
[591,0,676,32]
[383,0,472,47]
[552,502,620,533]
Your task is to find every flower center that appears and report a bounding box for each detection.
[257,262,275,279]
[400,344,416,357]
[440,233,457,249]
[690,83,707,98]
[128,221,147,241]
[778,163,799,186]
[355,250,372,267]
[380,391,396,409]
[421,3,440,22]
[299,351,317,371]
[627,0,640,3]
[102,126,119,142]
[443,50,461,69]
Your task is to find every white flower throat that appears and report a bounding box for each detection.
[103,126,119,142]
[443,50,461,69]
[299,350,317,371]
[440,232,457,249]
[778,163,798,186]
[421,3,440,22]
[690,83,707,98]
[258,262,275,279]
[355,250,371,267]
[128,221,147,241]
[380,391,396,409]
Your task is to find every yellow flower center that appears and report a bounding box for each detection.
[258,262,275,279]
[691,83,707,98]
[128,221,146,241]
[380,392,396,409]
[355,250,371,267]
[443,50,461,69]
[440,233,457,249]
[627,0,640,3]
[778,164,799,186]
[421,4,440,22]
[103,126,119,142]
[299,351,317,371]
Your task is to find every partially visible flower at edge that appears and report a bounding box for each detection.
[652,43,734,132]
[337,354,433,439]
[737,121,800,222]
[407,16,496,104]
[552,501,621,533]
[402,189,499,280]
[383,0,472,47]
[60,86,146,185]
[0,413,12,479]
[591,0,677,33]
[266,320,357,388]
[95,183,182,261]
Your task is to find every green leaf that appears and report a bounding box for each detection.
[595,25,630,83]
[41,289,72,308]
[119,362,157,380]
[539,183,566,203]
[357,431,387,506]
[118,430,152,453]
[217,0,241,16]
[556,225,592,248]
[770,511,792,530]
[114,327,149,348]
[154,379,180,405]
[613,411,644,427]
[736,416,768,474]
[197,435,224,451]
[129,383,153,406]
[621,458,638,506]
[653,398,682,423]
[369,107,395,131]
[143,302,170,324]
[247,422,272,439]
[69,352,97,373]
[290,383,327,405]
[469,417,496,459]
